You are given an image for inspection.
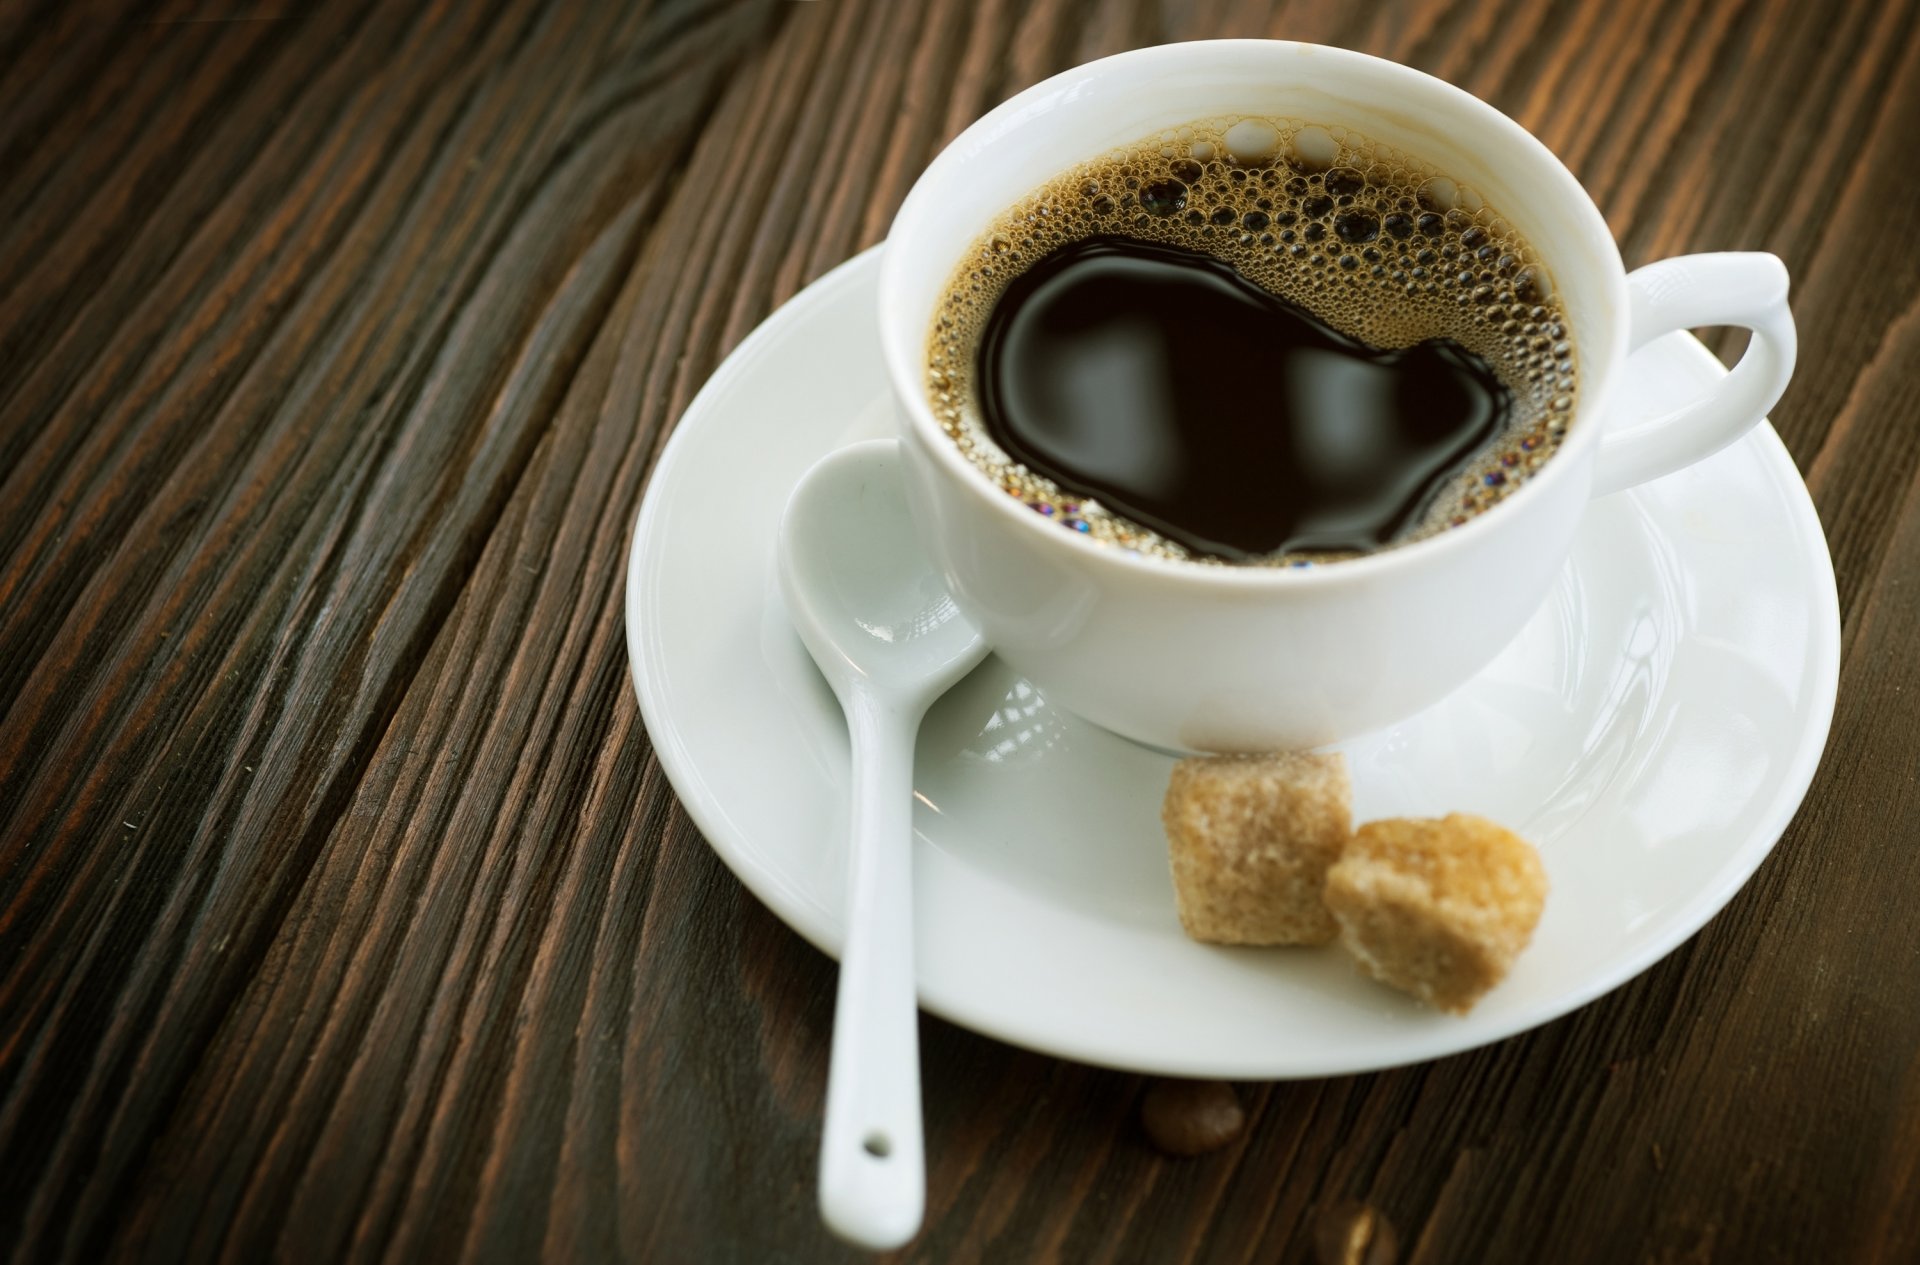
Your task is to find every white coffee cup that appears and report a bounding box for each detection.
[878,40,1795,753]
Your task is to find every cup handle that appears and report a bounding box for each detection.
[1591,252,1797,496]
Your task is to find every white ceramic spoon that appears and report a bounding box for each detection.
[777,438,990,1251]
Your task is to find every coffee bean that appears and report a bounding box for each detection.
[1140,1078,1244,1156]
[1312,1202,1399,1265]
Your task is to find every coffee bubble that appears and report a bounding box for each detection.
[1139,180,1187,216]
[1513,266,1553,303]
[1225,119,1282,165]
[1289,125,1337,170]
[1419,176,1459,211]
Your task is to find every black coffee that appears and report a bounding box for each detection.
[975,235,1510,559]
[926,118,1577,565]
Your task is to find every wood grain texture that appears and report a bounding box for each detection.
[3,1,1918,1261]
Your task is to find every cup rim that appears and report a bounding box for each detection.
[879,39,1629,591]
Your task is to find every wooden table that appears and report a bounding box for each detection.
[5,1,1918,1261]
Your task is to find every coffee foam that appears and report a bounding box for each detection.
[926,118,1578,565]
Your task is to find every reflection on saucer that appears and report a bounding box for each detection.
[916,658,1179,923]
[961,675,1068,766]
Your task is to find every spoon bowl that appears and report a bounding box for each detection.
[780,441,988,703]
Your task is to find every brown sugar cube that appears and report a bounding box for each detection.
[1323,814,1547,1014]
[1161,752,1351,946]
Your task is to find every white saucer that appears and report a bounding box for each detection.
[625,247,1839,1079]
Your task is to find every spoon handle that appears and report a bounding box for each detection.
[819,691,926,1250]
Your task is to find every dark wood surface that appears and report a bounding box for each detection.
[4,1,1919,1261]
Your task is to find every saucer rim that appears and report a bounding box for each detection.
[626,245,1841,1078]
